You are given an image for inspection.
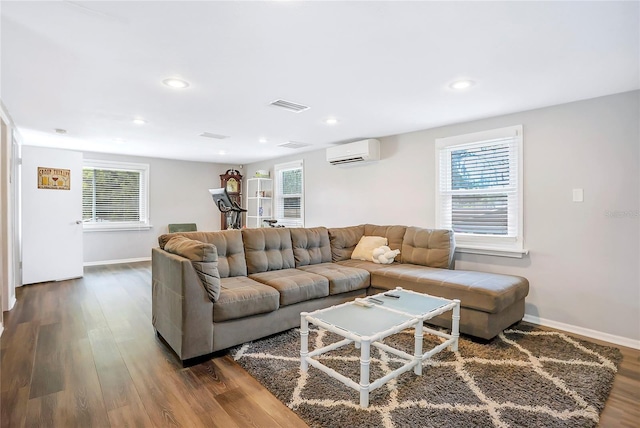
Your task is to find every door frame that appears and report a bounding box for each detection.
[12,130,21,291]
[0,104,18,313]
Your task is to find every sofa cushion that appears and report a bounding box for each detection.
[328,225,365,262]
[158,230,247,278]
[164,236,221,302]
[164,235,216,262]
[351,236,388,261]
[297,263,370,295]
[401,227,455,269]
[369,263,529,314]
[249,269,329,306]
[194,261,222,303]
[364,224,407,252]
[336,258,397,274]
[290,227,332,267]
[242,228,295,274]
[213,276,280,322]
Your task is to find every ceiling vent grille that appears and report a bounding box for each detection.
[269,99,310,113]
[199,132,229,140]
[278,141,311,149]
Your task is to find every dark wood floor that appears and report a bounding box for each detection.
[1,262,638,427]
[1,262,307,428]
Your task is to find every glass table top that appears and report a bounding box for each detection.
[307,289,454,337]
[310,304,413,337]
[369,289,451,317]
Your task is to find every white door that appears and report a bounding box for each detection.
[22,146,83,284]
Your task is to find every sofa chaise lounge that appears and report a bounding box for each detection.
[152,224,529,363]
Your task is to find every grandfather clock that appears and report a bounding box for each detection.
[219,169,243,229]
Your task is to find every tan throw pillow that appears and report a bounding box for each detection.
[351,236,388,261]
[164,235,216,262]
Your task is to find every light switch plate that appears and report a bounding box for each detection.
[572,188,584,202]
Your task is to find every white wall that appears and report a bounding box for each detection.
[247,91,640,344]
[80,151,236,264]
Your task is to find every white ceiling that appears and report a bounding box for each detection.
[1,1,638,164]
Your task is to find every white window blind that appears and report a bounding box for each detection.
[436,125,524,256]
[274,160,304,227]
[82,159,150,231]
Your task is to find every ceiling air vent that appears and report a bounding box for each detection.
[199,132,229,140]
[269,99,310,113]
[278,141,311,149]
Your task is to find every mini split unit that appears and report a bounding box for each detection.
[326,139,380,165]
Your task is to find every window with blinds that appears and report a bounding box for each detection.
[436,125,524,254]
[82,160,150,230]
[274,160,304,227]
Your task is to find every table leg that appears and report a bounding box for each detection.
[451,300,460,352]
[414,321,423,375]
[300,312,309,371]
[359,337,371,408]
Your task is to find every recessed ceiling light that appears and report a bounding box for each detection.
[54,128,67,134]
[113,138,125,144]
[132,118,147,125]
[325,118,338,125]
[449,80,476,90]
[162,78,190,89]
[259,138,267,143]
[219,150,226,155]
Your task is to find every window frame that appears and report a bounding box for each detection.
[82,159,151,232]
[273,159,304,228]
[435,125,526,258]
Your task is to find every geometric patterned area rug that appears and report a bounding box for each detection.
[231,323,622,428]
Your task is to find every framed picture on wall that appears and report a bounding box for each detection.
[37,167,70,190]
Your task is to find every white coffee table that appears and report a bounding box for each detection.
[300,287,460,408]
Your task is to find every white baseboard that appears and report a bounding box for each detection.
[3,295,17,312]
[84,257,151,267]
[523,314,640,350]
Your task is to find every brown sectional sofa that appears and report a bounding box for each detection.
[152,224,529,363]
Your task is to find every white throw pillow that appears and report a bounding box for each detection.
[351,236,388,261]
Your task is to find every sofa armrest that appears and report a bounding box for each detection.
[152,247,214,361]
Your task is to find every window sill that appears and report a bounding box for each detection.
[455,245,529,259]
[83,224,153,232]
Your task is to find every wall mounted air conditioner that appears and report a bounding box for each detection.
[326,139,380,165]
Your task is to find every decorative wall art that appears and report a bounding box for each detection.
[38,167,70,190]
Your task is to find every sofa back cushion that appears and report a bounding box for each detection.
[290,227,332,267]
[364,224,407,252]
[164,235,217,262]
[158,230,247,278]
[327,225,365,262]
[164,235,222,302]
[401,227,454,268]
[242,228,295,274]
